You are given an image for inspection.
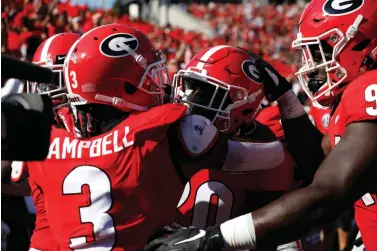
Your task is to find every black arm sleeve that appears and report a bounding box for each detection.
[282,115,325,186]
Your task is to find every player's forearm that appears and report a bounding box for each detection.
[277,91,324,184]
[219,184,343,250]
[282,116,324,184]
[253,185,334,244]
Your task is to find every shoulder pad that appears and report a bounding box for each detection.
[178,115,219,157]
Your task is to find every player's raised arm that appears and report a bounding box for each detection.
[254,57,324,185]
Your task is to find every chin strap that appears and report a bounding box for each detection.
[346,15,363,40]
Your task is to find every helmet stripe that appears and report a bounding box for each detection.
[40,33,60,62]
[196,45,231,69]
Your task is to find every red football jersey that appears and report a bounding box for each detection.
[174,151,302,251]
[327,70,377,250]
[308,103,332,135]
[27,104,187,251]
[255,106,284,140]
[174,164,294,228]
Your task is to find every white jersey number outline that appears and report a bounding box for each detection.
[177,181,234,229]
[63,165,115,250]
[365,84,377,116]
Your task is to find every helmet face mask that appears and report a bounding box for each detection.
[28,64,66,99]
[293,24,354,103]
[173,69,236,129]
[137,50,171,106]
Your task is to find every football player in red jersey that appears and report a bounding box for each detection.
[143,0,377,250]
[293,1,377,249]
[26,24,188,251]
[171,45,308,251]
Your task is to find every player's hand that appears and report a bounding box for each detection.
[144,226,224,251]
[74,108,96,139]
[56,105,96,139]
[255,57,292,102]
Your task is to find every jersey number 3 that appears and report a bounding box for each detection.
[365,84,377,116]
[63,165,115,250]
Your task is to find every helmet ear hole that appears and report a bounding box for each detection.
[352,39,371,51]
[124,82,137,95]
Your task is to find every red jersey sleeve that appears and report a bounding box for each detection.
[255,106,284,140]
[342,70,377,125]
[29,176,59,251]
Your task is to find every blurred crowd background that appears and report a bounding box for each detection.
[1,0,304,81]
[1,0,357,251]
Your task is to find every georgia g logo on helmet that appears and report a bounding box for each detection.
[242,60,262,84]
[100,33,139,58]
[323,0,364,16]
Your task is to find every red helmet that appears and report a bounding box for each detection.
[172,45,264,133]
[292,0,377,104]
[28,33,81,99]
[64,24,169,112]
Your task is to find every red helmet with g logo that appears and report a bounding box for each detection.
[172,45,264,133]
[292,0,377,104]
[64,24,169,112]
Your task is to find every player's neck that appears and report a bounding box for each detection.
[95,114,129,136]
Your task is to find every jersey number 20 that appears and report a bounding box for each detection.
[177,181,234,228]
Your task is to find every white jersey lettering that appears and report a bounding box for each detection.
[47,126,134,159]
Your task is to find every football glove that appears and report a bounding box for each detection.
[56,105,96,139]
[254,56,292,102]
[144,226,224,251]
